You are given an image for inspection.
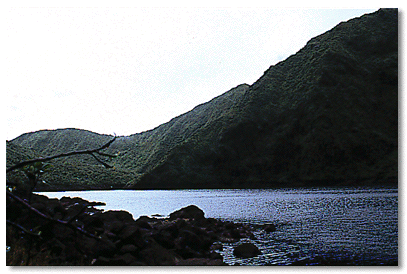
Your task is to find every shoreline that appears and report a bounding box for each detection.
[33,180,398,193]
[7,189,398,266]
[7,193,272,266]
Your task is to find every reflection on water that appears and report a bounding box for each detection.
[40,188,398,265]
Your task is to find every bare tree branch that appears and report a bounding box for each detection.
[65,205,89,225]
[6,220,42,238]
[7,136,117,173]
[95,151,117,158]
[89,153,114,168]
[6,136,118,247]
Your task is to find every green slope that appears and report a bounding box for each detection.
[8,84,250,189]
[7,9,398,190]
[6,132,135,190]
[133,8,398,189]
[6,141,40,167]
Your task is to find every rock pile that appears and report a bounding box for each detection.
[6,194,270,266]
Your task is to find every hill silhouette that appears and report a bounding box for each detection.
[7,9,398,190]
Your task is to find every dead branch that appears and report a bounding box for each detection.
[66,204,90,225]
[89,153,113,168]
[6,220,42,238]
[6,136,117,173]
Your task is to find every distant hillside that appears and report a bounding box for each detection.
[7,9,397,190]
[6,141,39,166]
[6,134,135,190]
[8,84,250,189]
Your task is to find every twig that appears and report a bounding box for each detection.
[95,151,117,158]
[6,220,42,238]
[89,153,113,168]
[6,136,117,173]
[66,205,89,225]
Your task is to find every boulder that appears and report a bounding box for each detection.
[117,225,146,249]
[177,229,202,250]
[229,228,242,239]
[101,210,134,223]
[95,237,117,257]
[169,205,205,220]
[263,224,276,233]
[31,202,46,212]
[152,231,175,249]
[92,253,140,266]
[160,222,179,238]
[119,244,137,254]
[210,243,223,251]
[134,218,152,230]
[209,251,223,260]
[138,241,180,265]
[113,253,139,265]
[233,243,261,258]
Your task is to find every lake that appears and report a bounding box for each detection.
[39,188,398,265]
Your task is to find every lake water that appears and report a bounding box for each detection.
[39,188,398,265]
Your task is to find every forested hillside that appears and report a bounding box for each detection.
[7,9,398,190]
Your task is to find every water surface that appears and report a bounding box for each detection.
[40,188,398,265]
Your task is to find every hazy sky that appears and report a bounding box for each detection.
[5,7,377,140]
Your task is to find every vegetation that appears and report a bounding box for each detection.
[6,9,398,190]
[7,137,118,196]
[6,137,120,265]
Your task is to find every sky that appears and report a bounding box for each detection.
[4,6,378,140]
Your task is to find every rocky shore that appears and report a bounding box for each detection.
[6,193,270,266]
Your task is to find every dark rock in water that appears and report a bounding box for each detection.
[209,251,224,260]
[225,222,236,230]
[229,228,242,239]
[263,224,276,233]
[169,205,205,220]
[211,243,223,251]
[233,243,262,258]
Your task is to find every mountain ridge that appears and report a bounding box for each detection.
[132,8,397,189]
[7,9,398,190]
